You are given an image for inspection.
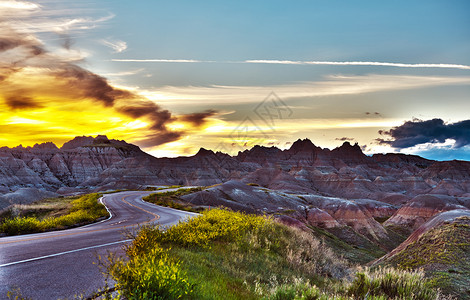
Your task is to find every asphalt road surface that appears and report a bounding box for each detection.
[0,190,198,299]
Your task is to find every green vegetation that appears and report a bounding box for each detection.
[104,209,441,299]
[107,246,194,300]
[143,185,183,191]
[386,217,470,298]
[310,226,387,264]
[0,193,108,236]
[142,187,204,212]
[346,267,438,300]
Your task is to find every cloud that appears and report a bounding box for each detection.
[365,112,382,117]
[112,57,470,70]
[245,59,470,70]
[100,69,144,77]
[0,1,215,148]
[101,39,127,53]
[335,137,354,141]
[4,95,42,110]
[112,59,203,63]
[378,118,470,149]
[138,74,470,107]
[180,110,217,127]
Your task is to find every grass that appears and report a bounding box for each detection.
[309,225,387,264]
[142,187,205,213]
[385,216,470,298]
[103,209,442,299]
[0,193,108,236]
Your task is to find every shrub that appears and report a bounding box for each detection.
[0,217,42,235]
[107,246,194,300]
[346,267,439,300]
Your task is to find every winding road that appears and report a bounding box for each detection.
[0,190,198,299]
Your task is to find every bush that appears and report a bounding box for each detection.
[107,246,194,299]
[0,216,42,235]
[346,267,439,300]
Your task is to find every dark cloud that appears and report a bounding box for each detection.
[118,103,174,131]
[335,137,354,141]
[0,30,47,84]
[61,35,73,50]
[136,132,182,148]
[378,118,470,148]
[180,109,217,127]
[5,95,42,110]
[55,65,132,107]
[0,38,21,52]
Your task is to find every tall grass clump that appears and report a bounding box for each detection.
[107,246,194,300]
[0,193,108,235]
[346,267,439,300]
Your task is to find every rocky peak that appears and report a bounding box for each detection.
[237,145,282,160]
[92,135,111,145]
[337,141,362,152]
[195,148,215,157]
[32,142,59,151]
[61,136,95,150]
[331,141,365,157]
[288,138,318,153]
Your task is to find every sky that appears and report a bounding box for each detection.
[1,0,470,160]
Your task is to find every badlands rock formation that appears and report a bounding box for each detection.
[1,135,470,245]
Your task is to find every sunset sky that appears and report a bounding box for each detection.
[1,0,469,160]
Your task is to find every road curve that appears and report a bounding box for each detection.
[0,190,198,299]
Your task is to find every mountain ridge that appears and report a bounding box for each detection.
[1,135,470,215]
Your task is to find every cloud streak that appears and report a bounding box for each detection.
[101,39,127,53]
[112,59,204,63]
[112,58,470,70]
[245,60,470,70]
[138,74,470,106]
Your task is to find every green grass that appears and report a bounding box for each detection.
[103,209,441,299]
[0,193,108,236]
[309,225,387,264]
[385,217,470,298]
[346,267,438,300]
[142,187,204,213]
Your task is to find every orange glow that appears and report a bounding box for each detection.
[0,67,161,147]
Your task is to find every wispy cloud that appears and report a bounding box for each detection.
[136,74,470,106]
[112,58,470,70]
[112,59,204,63]
[101,39,127,53]
[100,68,144,77]
[245,60,470,70]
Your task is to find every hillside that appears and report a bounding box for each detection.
[373,209,470,299]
